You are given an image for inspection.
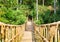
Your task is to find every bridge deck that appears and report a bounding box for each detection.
[21,31,32,42]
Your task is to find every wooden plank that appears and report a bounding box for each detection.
[21,31,32,42]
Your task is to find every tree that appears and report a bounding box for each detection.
[42,0,44,6]
[54,0,56,14]
[20,0,22,4]
[36,0,38,20]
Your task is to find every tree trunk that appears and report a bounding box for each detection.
[43,0,44,6]
[54,0,56,14]
[36,0,38,20]
[17,0,18,10]
[20,0,22,4]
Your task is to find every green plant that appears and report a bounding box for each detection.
[1,9,26,25]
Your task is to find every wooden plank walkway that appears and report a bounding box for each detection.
[21,31,32,42]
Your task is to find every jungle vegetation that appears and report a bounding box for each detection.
[0,0,60,25]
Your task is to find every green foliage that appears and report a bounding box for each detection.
[34,6,50,24]
[1,9,26,25]
[0,17,9,23]
[45,0,54,5]
[43,14,60,24]
[34,20,41,25]
[0,6,7,15]
[0,0,60,25]
[15,15,26,25]
[34,17,44,25]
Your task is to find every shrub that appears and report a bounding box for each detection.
[33,5,50,25]
[1,9,26,25]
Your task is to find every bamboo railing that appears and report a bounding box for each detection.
[34,21,60,42]
[0,21,60,42]
[0,22,25,42]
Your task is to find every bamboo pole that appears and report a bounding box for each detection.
[39,26,45,42]
[14,26,16,42]
[57,30,59,42]
[4,25,6,42]
[16,26,19,42]
[12,26,15,42]
[5,26,8,42]
[2,25,5,42]
[45,27,48,39]
[8,26,12,42]
[55,28,58,42]
[0,25,2,42]
[19,26,21,42]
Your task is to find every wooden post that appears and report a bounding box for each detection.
[0,25,2,42]
[45,27,48,39]
[16,26,19,42]
[14,26,16,42]
[43,28,45,38]
[1,25,4,39]
[55,24,58,42]
[50,36,54,42]
[48,25,55,42]
[17,26,20,42]
[19,26,21,42]
[1,25,4,42]
[12,26,15,42]
[39,26,45,42]
[5,26,8,42]
[8,26,12,41]
[19,26,23,42]
[4,25,6,42]
[16,26,17,42]
[55,28,58,42]
[57,30,59,42]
